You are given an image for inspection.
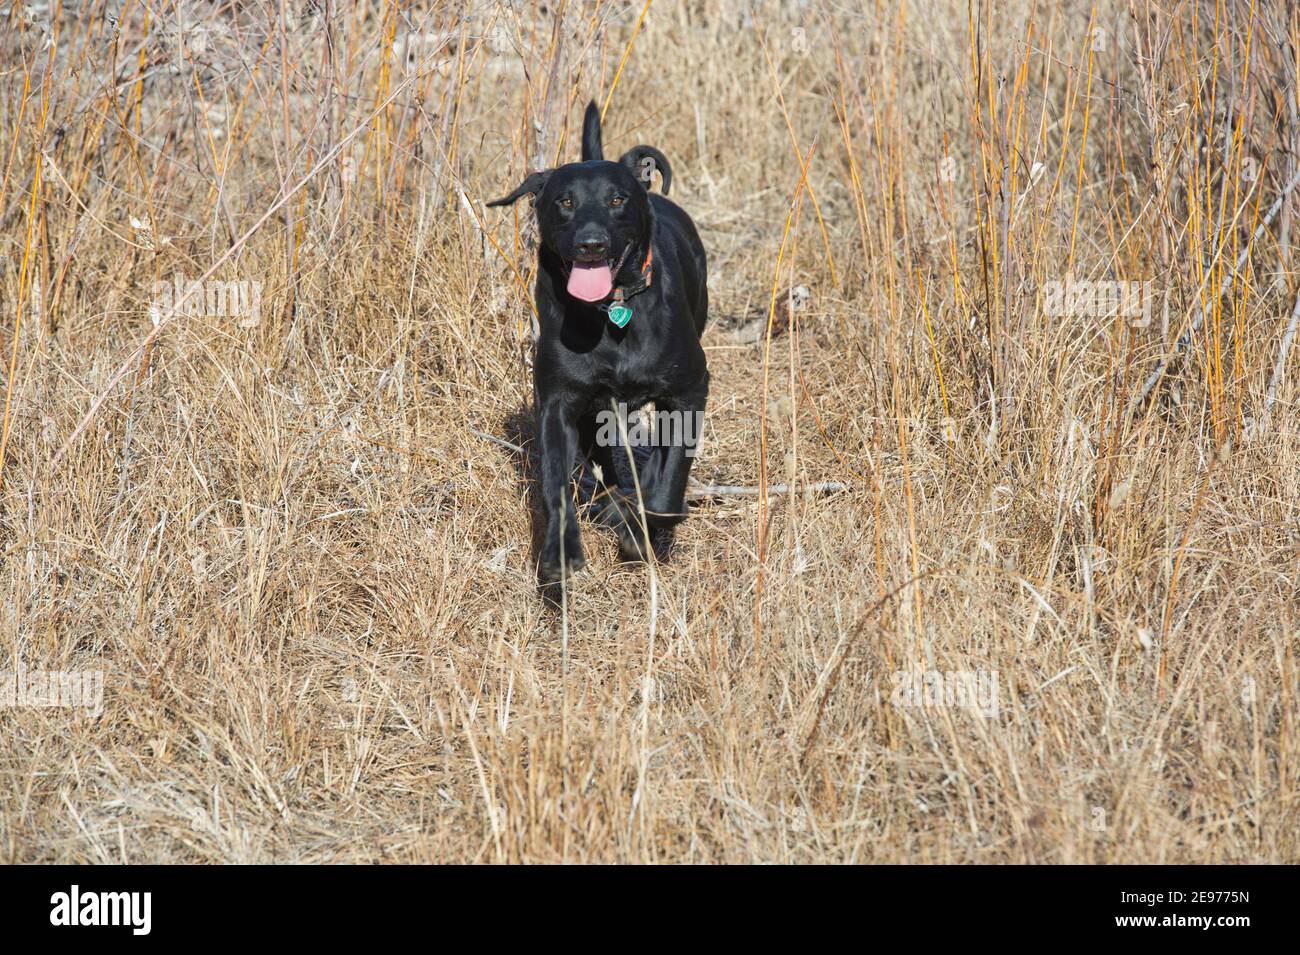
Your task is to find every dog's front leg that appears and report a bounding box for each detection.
[537,394,586,585]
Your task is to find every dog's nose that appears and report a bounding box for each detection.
[575,237,609,258]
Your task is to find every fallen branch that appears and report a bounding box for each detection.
[469,427,525,455]
[685,480,849,501]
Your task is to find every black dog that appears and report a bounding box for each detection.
[488,101,709,586]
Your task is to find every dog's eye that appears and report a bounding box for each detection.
[558,197,574,209]
[610,196,625,208]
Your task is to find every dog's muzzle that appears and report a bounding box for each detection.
[565,245,632,303]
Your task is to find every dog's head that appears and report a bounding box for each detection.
[487,101,672,303]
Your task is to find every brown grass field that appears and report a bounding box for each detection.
[1,0,1297,863]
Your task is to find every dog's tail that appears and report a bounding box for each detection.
[581,100,603,161]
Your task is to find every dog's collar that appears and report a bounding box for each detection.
[598,246,653,329]
[613,246,653,301]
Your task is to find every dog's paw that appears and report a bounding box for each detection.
[539,533,586,585]
[592,488,644,526]
[594,489,652,561]
[539,551,586,585]
[617,527,651,562]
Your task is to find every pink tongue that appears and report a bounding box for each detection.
[567,262,613,302]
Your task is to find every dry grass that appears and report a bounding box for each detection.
[1,0,1297,863]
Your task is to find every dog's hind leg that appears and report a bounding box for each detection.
[579,410,656,562]
[611,376,709,560]
[578,412,622,524]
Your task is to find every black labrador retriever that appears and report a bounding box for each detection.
[488,101,709,586]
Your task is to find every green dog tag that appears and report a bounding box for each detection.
[607,303,633,328]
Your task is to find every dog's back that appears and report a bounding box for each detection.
[650,192,708,338]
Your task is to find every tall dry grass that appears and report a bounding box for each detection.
[0,0,1296,862]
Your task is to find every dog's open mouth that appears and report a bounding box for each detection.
[566,258,615,303]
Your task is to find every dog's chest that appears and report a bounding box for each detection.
[579,339,678,408]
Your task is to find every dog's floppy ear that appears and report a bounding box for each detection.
[486,170,551,207]
[581,100,603,161]
[618,146,672,195]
